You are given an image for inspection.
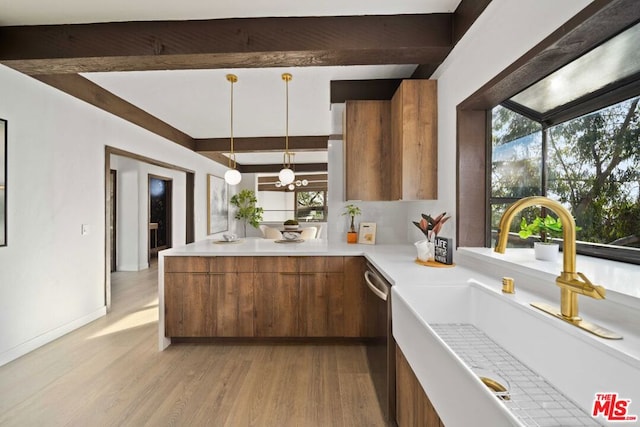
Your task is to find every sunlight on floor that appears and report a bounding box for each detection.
[88,306,158,339]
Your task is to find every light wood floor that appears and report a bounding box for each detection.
[0,260,388,426]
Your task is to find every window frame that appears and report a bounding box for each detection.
[488,97,640,265]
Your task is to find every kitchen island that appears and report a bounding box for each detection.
[158,238,640,427]
[158,238,471,349]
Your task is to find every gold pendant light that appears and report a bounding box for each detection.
[224,74,242,185]
[278,73,295,186]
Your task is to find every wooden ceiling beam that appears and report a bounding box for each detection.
[330,79,403,103]
[0,14,453,75]
[238,163,327,174]
[258,183,328,192]
[259,173,328,183]
[452,0,493,45]
[195,136,327,152]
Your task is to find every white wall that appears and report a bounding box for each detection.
[413,0,594,247]
[0,64,230,366]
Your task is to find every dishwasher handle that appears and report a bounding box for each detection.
[364,270,388,301]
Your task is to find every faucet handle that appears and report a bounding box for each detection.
[502,277,515,294]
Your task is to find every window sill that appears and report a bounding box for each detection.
[457,247,640,310]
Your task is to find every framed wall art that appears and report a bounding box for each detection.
[207,174,228,235]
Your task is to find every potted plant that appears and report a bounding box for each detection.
[230,189,264,237]
[283,219,299,230]
[342,204,361,244]
[518,215,565,261]
[412,212,450,261]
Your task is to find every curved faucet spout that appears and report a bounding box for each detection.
[494,196,577,279]
[493,196,620,339]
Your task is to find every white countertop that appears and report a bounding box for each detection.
[160,237,479,287]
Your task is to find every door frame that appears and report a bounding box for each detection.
[148,174,173,261]
[104,146,195,312]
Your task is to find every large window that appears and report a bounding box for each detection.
[490,97,640,262]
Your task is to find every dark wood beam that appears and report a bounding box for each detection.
[259,173,328,183]
[238,163,328,174]
[195,136,327,152]
[411,64,440,79]
[0,14,453,75]
[258,183,328,192]
[459,0,640,110]
[453,0,493,44]
[412,0,492,79]
[330,79,403,103]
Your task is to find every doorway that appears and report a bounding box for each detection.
[148,175,172,261]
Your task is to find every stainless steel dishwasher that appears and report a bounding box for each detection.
[364,262,395,423]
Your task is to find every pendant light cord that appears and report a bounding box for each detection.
[226,74,238,169]
[282,73,292,169]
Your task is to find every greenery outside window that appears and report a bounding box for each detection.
[296,190,327,222]
[490,98,640,264]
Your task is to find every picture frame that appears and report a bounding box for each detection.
[358,222,377,245]
[207,174,229,235]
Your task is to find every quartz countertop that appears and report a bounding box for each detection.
[160,237,482,288]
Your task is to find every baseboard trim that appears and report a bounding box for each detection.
[0,306,107,367]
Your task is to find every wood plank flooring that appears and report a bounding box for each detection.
[0,261,388,426]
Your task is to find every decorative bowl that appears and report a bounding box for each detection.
[282,232,299,240]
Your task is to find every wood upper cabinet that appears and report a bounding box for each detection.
[345,100,392,201]
[391,79,438,200]
[344,80,437,201]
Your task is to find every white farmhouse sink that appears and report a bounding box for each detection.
[392,280,640,427]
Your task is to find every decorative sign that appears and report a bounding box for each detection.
[434,236,453,264]
[358,222,377,245]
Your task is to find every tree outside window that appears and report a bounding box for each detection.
[490,97,640,256]
[296,191,327,222]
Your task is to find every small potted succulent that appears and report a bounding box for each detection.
[518,215,566,261]
[283,219,299,230]
[342,204,361,244]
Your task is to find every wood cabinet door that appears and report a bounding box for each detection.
[299,273,344,337]
[391,80,437,201]
[396,345,444,427]
[253,273,299,337]
[211,272,254,337]
[165,272,212,337]
[342,257,368,337]
[345,100,392,201]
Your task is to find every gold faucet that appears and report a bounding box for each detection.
[494,196,622,340]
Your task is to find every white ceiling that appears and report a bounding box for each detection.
[2,0,462,165]
[0,0,461,26]
[82,65,417,139]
